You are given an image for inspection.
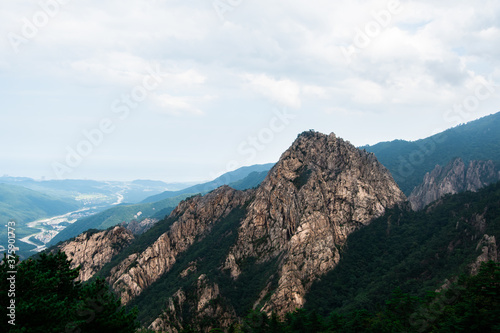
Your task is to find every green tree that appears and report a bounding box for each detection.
[431,261,500,332]
[0,251,138,332]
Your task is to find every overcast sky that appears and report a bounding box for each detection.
[1,0,499,182]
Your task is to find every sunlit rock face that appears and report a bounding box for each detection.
[224,131,406,315]
[409,158,500,211]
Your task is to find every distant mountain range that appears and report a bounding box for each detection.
[363,112,500,194]
[0,183,79,224]
[0,176,190,204]
[140,163,275,203]
[47,194,191,247]
[48,163,274,247]
[5,113,500,261]
[0,183,80,254]
[21,112,500,332]
[0,177,197,258]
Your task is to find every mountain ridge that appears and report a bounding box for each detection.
[408,157,500,210]
[363,111,500,194]
[47,164,274,247]
[30,120,500,332]
[66,130,408,330]
[140,163,275,203]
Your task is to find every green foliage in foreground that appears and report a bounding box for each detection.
[0,251,138,332]
[222,261,500,333]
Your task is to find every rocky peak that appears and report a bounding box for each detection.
[58,226,134,282]
[224,131,406,314]
[409,158,500,210]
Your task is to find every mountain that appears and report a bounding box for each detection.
[218,131,406,316]
[408,158,500,210]
[228,170,269,190]
[0,183,79,224]
[0,177,186,204]
[47,164,274,247]
[47,193,192,247]
[0,183,80,256]
[363,111,500,195]
[49,180,500,332]
[58,130,405,330]
[305,180,500,317]
[56,226,135,282]
[140,163,275,203]
[41,128,500,332]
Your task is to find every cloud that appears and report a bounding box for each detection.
[151,93,204,116]
[241,73,302,108]
[1,0,500,180]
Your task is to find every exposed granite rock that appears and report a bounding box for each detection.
[58,226,134,282]
[470,234,498,275]
[409,158,500,211]
[150,274,237,333]
[49,129,500,331]
[466,160,500,191]
[70,130,406,327]
[224,131,406,315]
[125,217,159,235]
[107,186,252,304]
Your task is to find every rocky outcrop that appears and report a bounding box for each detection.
[58,226,134,282]
[409,158,500,210]
[125,217,159,235]
[70,130,406,328]
[470,235,498,275]
[465,160,500,191]
[224,131,406,315]
[150,274,237,332]
[108,186,252,304]
[49,129,500,330]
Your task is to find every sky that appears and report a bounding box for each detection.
[1,0,500,182]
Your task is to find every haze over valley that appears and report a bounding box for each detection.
[2,1,500,331]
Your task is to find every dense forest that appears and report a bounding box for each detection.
[363,112,500,194]
[2,251,498,332]
[305,181,500,316]
[222,260,500,333]
[0,251,138,333]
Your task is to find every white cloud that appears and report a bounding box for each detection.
[241,73,302,108]
[151,93,204,116]
[302,85,327,98]
[1,0,500,180]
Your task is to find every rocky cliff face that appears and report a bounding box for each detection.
[57,131,407,331]
[125,217,159,235]
[409,158,500,210]
[58,226,134,282]
[149,274,237,332]
[470,234,498,275]
[107,186,252,304]
[223,131,406,315]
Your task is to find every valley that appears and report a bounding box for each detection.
[3,1,500,331]
[18,190,128,252]
[3,114,500,332]
[19,208,91,252]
